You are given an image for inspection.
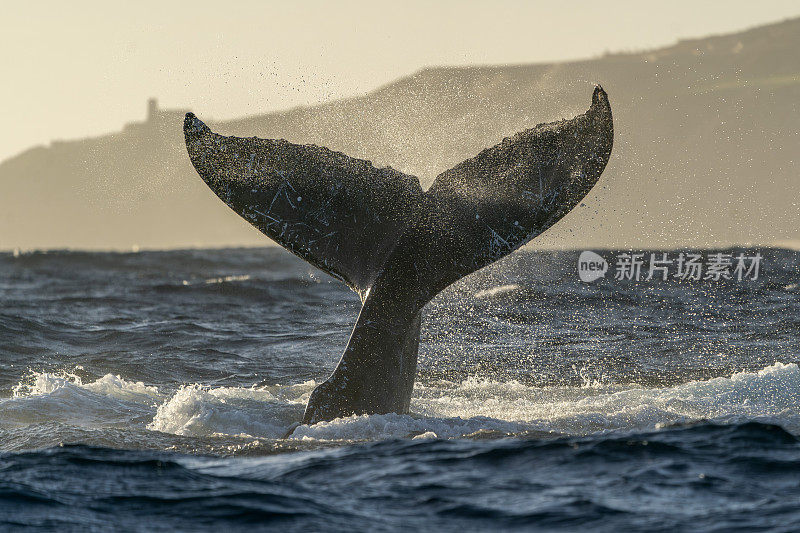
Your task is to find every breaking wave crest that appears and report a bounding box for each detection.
[3,362,800,446]
[148,381,310,438]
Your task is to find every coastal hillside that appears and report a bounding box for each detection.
[2,17,798,250]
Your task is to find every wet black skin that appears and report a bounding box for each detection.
[183,86,613,424]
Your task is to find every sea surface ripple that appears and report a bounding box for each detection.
[1,247,799,531]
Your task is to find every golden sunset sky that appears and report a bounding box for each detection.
[2,0,799,163]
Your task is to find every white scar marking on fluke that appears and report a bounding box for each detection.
[488,227,510,248]
[266,181,297,214]
[538,165,544,196]
[316,232,337,244]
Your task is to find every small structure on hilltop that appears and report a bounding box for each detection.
[124,98,191,134]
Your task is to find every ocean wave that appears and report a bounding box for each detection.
[3,362,800,445]
[147,382,310,438]
[3,421,799,531]
[13,371,161,403]
[2,372,161,429]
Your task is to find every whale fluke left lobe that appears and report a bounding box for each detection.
[184,116,423,299]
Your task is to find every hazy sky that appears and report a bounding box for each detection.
[2,1,799,163]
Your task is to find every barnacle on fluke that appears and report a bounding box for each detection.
[184,86,614,425]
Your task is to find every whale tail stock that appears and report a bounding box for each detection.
[184,86,614,424]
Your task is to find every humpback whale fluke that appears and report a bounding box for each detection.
[183,86,614,424]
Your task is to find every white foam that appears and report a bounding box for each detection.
[289,362,800,440]
[289,412,528,441]
[2,372,161,428]
[13,372,161,404]
[147,382,310,439]
[4,363,800,441]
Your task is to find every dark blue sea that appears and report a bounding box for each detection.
[2,247,800,532]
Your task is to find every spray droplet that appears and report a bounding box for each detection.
[297,196,302,202]
[475,214,480,219]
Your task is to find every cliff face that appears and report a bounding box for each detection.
[2,17,799,250]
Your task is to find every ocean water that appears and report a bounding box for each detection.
[1,247,800,531]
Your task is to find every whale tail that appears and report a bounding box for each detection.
[184,86,613,424]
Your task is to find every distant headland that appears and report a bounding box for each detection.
[2,16,799,251]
